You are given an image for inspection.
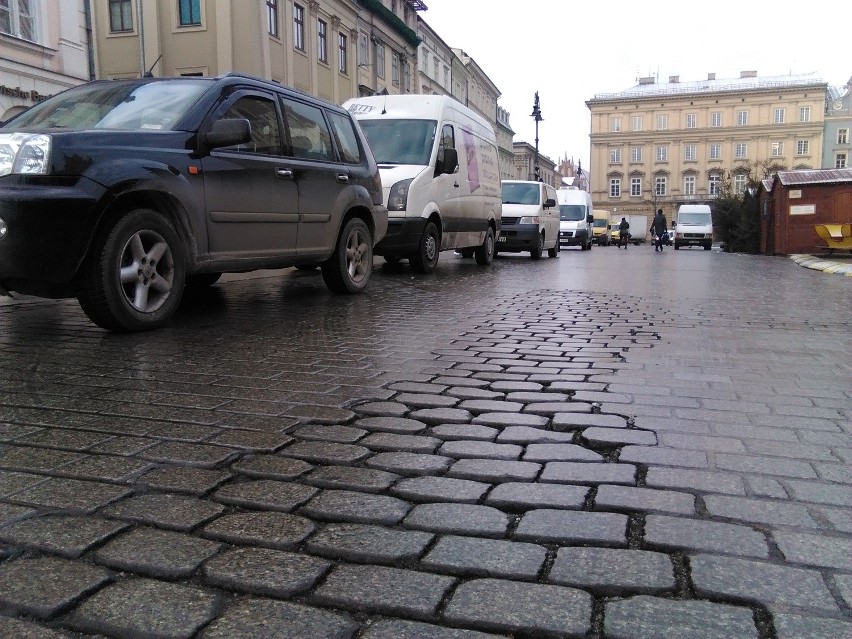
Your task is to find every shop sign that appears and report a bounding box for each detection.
[0,84,53,102]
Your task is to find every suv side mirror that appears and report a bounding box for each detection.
[437,147,459,175]
[204,118,252,150]
[544,198,556,208]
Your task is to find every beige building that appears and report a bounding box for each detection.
[586,71,828,222]
[513,141,557,187]
[0,0,92,121]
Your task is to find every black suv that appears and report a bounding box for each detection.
[0,74,387,331]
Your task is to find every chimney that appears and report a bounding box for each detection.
[707,73,716,80]
[669,75,679,83]
[638,76,655,85]
[740,70,757,78]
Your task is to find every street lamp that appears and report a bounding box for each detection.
[531,92,542,182]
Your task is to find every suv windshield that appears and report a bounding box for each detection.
[357,119,436,166]
[3,79,212,131]
[560,205,586,221]
[502,182,540,205]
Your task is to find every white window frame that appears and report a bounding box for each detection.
[836,153,848,169]
[376,42,385,79]
[657,114,668,130]
[317,18,328,63]
[631,177,642,196]
[684,144,697,161]
[771,141,783,157]
[609,178,621,197]
[338,32,347,74]
[631,115,643,131]
[656,146,667,162]
[293,3,305,51]
[654,176,667,196]
[684,175,696,196]
[686,113,697,129]
[734,174,747,194]
[391,51,400,86]
[709,174,721,196]
[709,144,721,160]
[735,143,747,159]
[610,117,621,132]
[266,0,278,38]
[711,112,722,127]
[0,0,39,41]
[774,108,785,124]
[630,146,642,162]
[837,128,848,144]
[799,106,811,122]
[610,148,621,163]
[358,31,368,66]
[796,139,809,155]
[737,110,748,126]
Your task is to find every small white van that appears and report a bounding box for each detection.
[343,95,502,273]
[556,187,594,250]
[673,204,714,250]
[498,180,560,259]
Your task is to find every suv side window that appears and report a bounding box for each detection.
[327,111,362,164]
[282,97,335,161]
[218,95,283,155]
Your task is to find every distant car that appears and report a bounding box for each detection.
[0,73,388,331]
[498,180,560,259]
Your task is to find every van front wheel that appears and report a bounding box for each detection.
[410,221,440,274]
[475,226,495,265]
[530,232,543,260]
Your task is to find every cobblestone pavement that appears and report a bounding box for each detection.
[0,246,849,639]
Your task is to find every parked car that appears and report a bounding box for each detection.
[498,180,560,259]
[0,73,388,331]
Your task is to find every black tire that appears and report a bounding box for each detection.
[674,243,680,250]
[186,272,221,288]
[410,221,440,274]
[548,240,559,258]
[321,217,373,294]
[77,208,186,332]
[474,226,495,265]
[530,232,543,260]
[704,243,712,251]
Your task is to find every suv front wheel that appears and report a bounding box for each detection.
[321,217,373,294]
[78,208,186,332]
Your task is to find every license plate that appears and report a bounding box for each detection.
[498,236,507,242]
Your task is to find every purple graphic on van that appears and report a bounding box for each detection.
[460,128,480,192]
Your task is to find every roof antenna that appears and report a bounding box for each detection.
[144,54,162,78]
[378,87,389,114]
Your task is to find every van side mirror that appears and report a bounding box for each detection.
[544,198,556,208]
[587,214,594,223]
[672,221,677,228]
[437,147,459,175]
[203,118,252,150]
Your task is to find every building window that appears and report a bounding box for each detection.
[1,0,37,40]
[109,0,133,32]
[317,19,328,63]
[376,43,385,78]
[293,4,305,50]
[836,153,848,169]
[402,61,410,92]
[799,106,811,122]
[709,174,721,196]
[774,108,785,124]
[709,144,721,160]
[443,67,449,87]
[338,33,348,73]
[711,112,722,127]
[358,31,369,66]
[609,178,621,197]
[734,174,747,194]
[684,144,696,161]
[735,143,747,159]
[655,176,667,196]
[631,115,643,131]
[737,110,748,126]
[178,0,201,26]
[796,139,809,155]
[610,117,621,132]
[391,51,400,86]
[266,0,278,37]
[837,128,848,144]
[686,113,696,128]
[656,146,667,162]
[657,114,668,130]
[631,177,642,196]
[610,148,621,163]
[771,141,783,157]
[631,147,642,162]
[684,175,696,196]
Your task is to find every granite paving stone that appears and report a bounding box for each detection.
[514,509,628,545]
[689,553,840,611]
[100,493,225,531]
[656,432,747,453]
[299,489,411,524]
[833,573,852,607]
[703,495,819,528]
[443,578,592,638]
[772,614,852,639]
[0,445,85,473]
[312,564,457,620]
[209,429,293,451]
[360,618,509,638]
[393,393,460,408]
[139,441,235,468]
[391,476,491,503]
[494,426,575,444]
[523,443,604,462]
[0,556,111,619]
[57,454,153,482]
[305,522,433,563]
[137,466,233,495]
[618,446,710,468]
[484,482,587,511]
[0,470,48,497]
[353,416,430,433]
[211,479,318,512]
[201,598,359,639]
[471,412,549,428]
[304,465,401,492]
[201,511,315,549]
[403,503,509,538]
[604,596,758,639]
[644,515,769,558]
[92,527,222,579]
[459,400,525,414]
[0,514,128,558]
[365,451,453,476]
[540,461,636,485]
[0,616,77,638]
[280,441,371,464]
[713,453,817,479]
[745,476,789,499]
[408,408,473,425]
[444,387,504,401]
[68,578,220,639]
[420,535,547,580]
[231,454,314,480]
[582,427,657,447]
[431,423,499,441]
[447,458,541,483]
[595,485,695,515]
[360,432,442,453]
[6,477,132,514]
[644,468,746,495]
[785,479,852,507]
[551,413,628,430]
[202,546,330,597]
[773,530,852,569]
[548,547,675,594]
[523,402,593,416]
[438,440,523,460]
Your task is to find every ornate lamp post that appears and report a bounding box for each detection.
[531,92,542,182]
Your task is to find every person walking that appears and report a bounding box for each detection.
[650,209,667,252]
[618,217,630,249]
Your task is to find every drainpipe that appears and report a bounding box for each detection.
[82,0,95,80]
[137,0,145,77]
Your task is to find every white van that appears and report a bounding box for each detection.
[673,204,714,250]
[498,180,560,259]
[343,95,501,273]
[556,187,594,250]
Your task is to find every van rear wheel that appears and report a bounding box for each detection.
[410,221,440,274]
[548,241,559,258]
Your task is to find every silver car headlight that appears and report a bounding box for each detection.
[519,216,540,225]
[0,133,51,177]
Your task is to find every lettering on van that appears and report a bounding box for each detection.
[458,127,500,198]
[347,103,377,114]
[460,128,480,192]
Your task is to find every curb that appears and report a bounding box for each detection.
[789,254,852,276]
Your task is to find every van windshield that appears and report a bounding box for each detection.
[560,205,586,222]
[357,119,437,166]
[679,213,712,225]
[502,182,540,205]
[593,219,608,228]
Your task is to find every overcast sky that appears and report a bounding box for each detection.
[420,0,851,171]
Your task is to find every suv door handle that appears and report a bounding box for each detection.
[275,168,294,179]
[336,174,349,183]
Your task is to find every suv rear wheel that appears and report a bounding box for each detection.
[321,217,373,293]
[78,208,186,332]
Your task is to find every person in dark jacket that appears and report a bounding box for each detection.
[650,209,668,252]
[617,217,630,249]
